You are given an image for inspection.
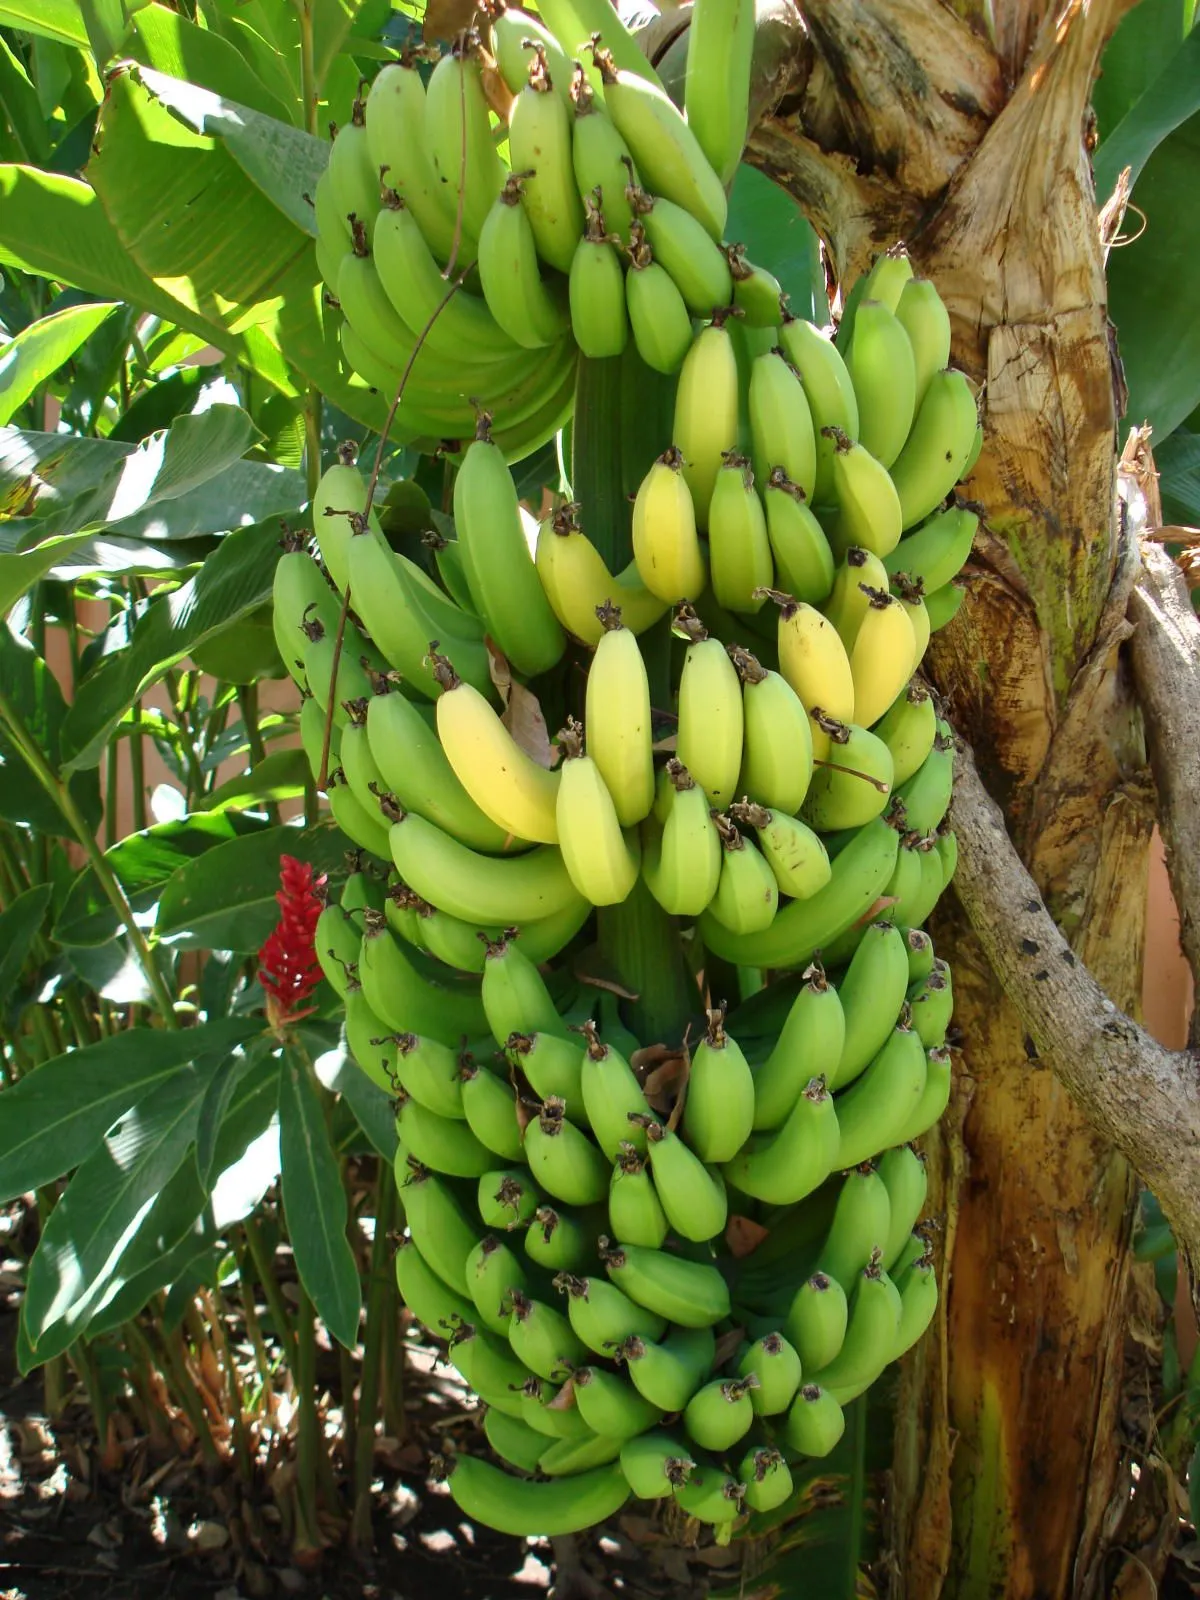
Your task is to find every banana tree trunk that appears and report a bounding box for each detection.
[729,0,1154,1594]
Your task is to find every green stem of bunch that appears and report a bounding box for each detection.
[597,878,697,1045]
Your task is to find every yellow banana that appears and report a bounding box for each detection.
[555,720,640,905]
[584,605,656,826]
[631,446,707,601]
[535,504,668,642]
[433,654,560,844]
[675,606,744,808]
[822,547,891,653]
[824,426,903,560]
[729,644,814,813]
[759,589,856,763]
[673,318,740,528]
[849,589,918,727]
[749,348,817,500]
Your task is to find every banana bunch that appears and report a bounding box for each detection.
[280,192,976,1541]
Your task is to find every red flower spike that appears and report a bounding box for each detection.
[259,855,327,1032]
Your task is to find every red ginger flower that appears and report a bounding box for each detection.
[259,855,327,1032]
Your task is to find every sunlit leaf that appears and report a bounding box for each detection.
[0,0,89,48]
[126,3,296,124]
[0,300,119,425]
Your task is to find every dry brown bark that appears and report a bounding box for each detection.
[720,0,1179,1595]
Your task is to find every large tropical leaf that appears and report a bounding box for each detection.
[0,882,51,1010]
[125,4,297,124]
[0,0,90,48]
[0,1014,261,1203]
[0,624,101,835]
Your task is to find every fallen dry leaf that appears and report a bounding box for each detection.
[422,0,479,43]
[487,640,557,767]
[725,1214,770,1259]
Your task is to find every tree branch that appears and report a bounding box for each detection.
[1128,537,1200,1028]
[949,739,1200,1302]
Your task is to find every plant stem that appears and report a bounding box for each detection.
[0,687,178,1028]
[294,1283,322,1551]
[129,702,148,832]
[240,1215,300,1373]
[237,683,280,825]
[352,1162,396,1548]
[597,878,697,1045]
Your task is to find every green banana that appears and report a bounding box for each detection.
[895,727,955,834]
[684,1376,757,1451]
[391,1033,465,1119]
[822,426,903,561]
[642,760,722,917]
[619,1324,717,1411]
[728,246,785,327]
[892,1045,952,1145]
[845,299,917,468]
[444,1455,628,1536]
[675,609,745,807]
[537,1432,624,1476]
[478,175,571,349]
[764,468,834,605]
[936,826,958,891]
[807,1255,902,1403]
[873,684,937,788]
[877,1145,928,1271]
[673,319,740,524]
[906,928,935,986]
[624,226,694,375]
[777,312,860,503]
[389,811,583,926]
[730,646,816,813]
[508,1287,587,1379]
[708,455,774,612]
[740,1446,793,1512]
[570,70,638,239]
[802,718,894,831]
[396,1091,496,1177]
[783,1383,846,1458]
[459,1057,526,1163]
[453,417,566,676]
[478,1168,542,1232]
[484,1408,550,1474]
[525,1097,611,1205]
[634,186,734,318]
[889,368,978,529]
[344,983,395,1094]
[892,1254,938,1360]
[749,962,846,1130]
[684,1006,756,1163]
[683,0,755,183]
[608,1143,669,1248]
[273,541,342,681]
[555,721,640,907]
[328,772,394,857]
[556,1272,666,1350]
[909,961,953,1048]
[730,800,831,900]
[316,903,361,996]
[784,1272,848,1373]
[397,1161,482,1296]
[620,1432,696,1499]
[602,1240,732,1328]
[525,1204,597,1272]
[508,45,584,272]
[326,93,380,245]
[507,1029,584,1109]
[834,1020,928,1168]
[579,1022,654,1159]
[645,1123,729,1243]
[486,0,572,100]
[359,910,489,1042]
[481,934,570,1045]
[894,277,951,409]
[466,1233,531,1333]
[886,505,977,603]
[722,1077,839,1205]
[573,1365,663,1439]
[829,921,911,1090]
[424,41,504,251]
[736,1332,802,1416]
[592,45,727,240]
[708,814,779,935]
[394,1233,475,1338]
[674,1466,746,1524]
[749,348,817,500]
[569,197,629,359]
[520,1375,594,1439]
[814,1167,892,1292]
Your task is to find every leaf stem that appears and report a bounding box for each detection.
[294,1282,322,1551]
[0,686,179,1028]
[352,1160,397,1547]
